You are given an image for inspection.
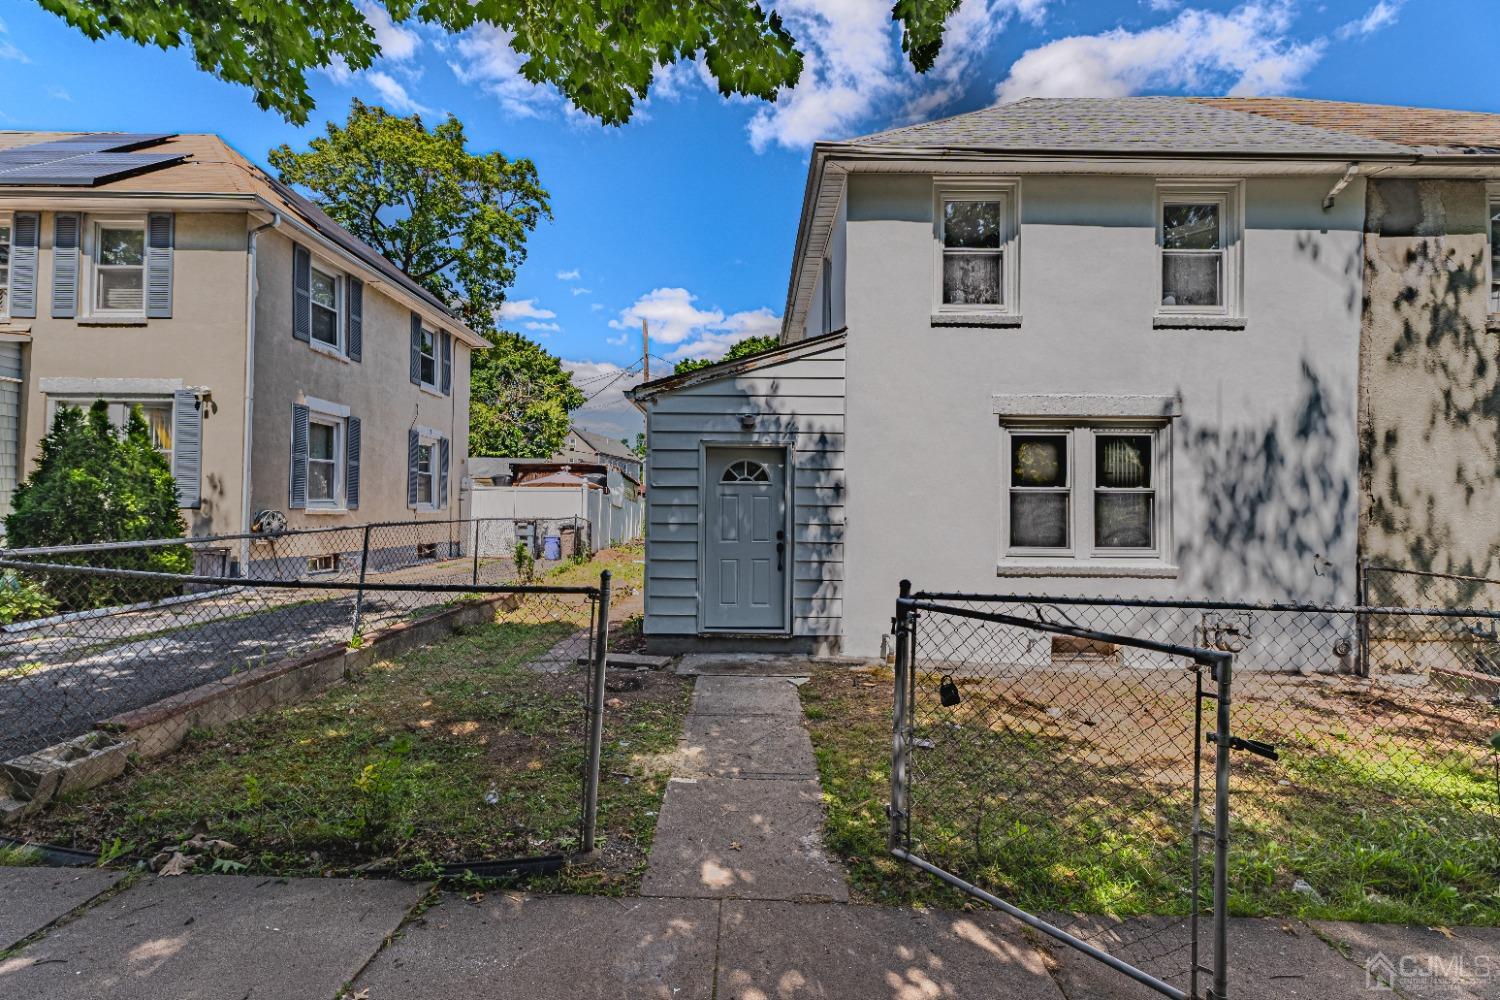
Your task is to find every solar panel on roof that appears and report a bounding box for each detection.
[0,134,181,186]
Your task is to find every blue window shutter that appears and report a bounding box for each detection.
[406,428,419,507]
[346,277,363,362]
[10,213,38,318]
[50,213,79,318]
[292,245,311,342]
[438,435,450,508]
[346,415,361,510]
[172,389,202,508]
[289,403,309,508]
[440,332,453,395]
[409,313,421,384]
[146,213,174,318]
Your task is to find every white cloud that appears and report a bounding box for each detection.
[993,1,1324,103]
[555,268,581,281]
[0,17,28,63]
[362,3,421,61]
[524,321,561,333]
[1336,0,1403,39]
[609,287,782,363]
[451,25,564,118]
[366,70,431,114]
[46,85,71,102]
[590,303,604,311]
[562,360,646,439]
[497,298,556,322]
[571,287,592,296]
[747,0,1050,152]
[1145,0,1182,10]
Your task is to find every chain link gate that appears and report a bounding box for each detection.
[887,582,1270,1000]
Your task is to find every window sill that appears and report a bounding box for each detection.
[1152,315,1245,330]
[997,560,1180,579]
[1486,314,1500,333]
[418,383,445,398]
[78,317,149,328]
[0,324,32,340]
[303,506,349,516]
[308,341,351,363]
[931,311,1021,329]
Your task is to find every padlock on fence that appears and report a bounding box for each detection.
[939,674,962,707]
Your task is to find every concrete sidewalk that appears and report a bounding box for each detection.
[2,663,1495,998]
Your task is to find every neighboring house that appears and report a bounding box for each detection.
[0,132,484,568]
[558,426,644,482]
[629,97,1500,657]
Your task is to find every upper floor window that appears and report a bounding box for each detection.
[0,218,10,316]
[94,221,146,314]
[309,264,341,349]
[1156,181,1242,320]
[933,181,1019,322]
[1488,193,1500,314]
[419,327,438,388]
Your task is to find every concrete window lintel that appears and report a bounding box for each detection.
[991,393,1182,418]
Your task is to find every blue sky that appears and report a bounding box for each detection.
[0,0,1491,438]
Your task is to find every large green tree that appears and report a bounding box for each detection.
[35,0,966,126]
[269,100,548,335]
[674,333,780,375]
[469,333,587,458]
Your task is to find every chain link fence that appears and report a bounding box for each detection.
[890,583,1500,999]
[0,520,628,878]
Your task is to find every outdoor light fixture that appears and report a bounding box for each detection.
[738,412,758,429]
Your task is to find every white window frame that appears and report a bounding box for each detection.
[999,421,1173,571]
[0,211,11,320]
[414,436,437,508]
[418,327,439,390]
[307,259,344,355]
[45,394,175,463]
[89,216,148,318]
[1486,185,1500,316]
[932,179,1020,320]
[1155,180,1243,320]
[305,414,344,510]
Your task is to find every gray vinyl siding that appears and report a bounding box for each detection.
[641,340,846,638]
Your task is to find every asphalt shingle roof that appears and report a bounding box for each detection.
[843,96,1478,157]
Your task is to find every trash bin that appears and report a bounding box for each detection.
[559,525,578,557]
[542,535,562,561]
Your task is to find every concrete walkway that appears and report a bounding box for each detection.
[2,658,1497,998]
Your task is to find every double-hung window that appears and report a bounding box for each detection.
[306,416,342,508]
[933,181,1018,322]
[1156,181,1242,321]
[0,217,10,316]
[1488,191,1500,315]
[309,264,341,349]
[46,397,173,461]
[419,328,438,388]
[94,221,146,314]
[1002,423,1169,567]
[414,441,435,505]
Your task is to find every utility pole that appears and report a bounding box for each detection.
[641,318,650,382]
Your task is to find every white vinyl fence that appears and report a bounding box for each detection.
[468,480,643,557]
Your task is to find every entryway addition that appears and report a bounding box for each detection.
[704,447,787,631]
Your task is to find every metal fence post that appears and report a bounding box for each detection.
[350,523,373,638]
[1356,556,1371,678]
[889,579,913,853]
[1210,652,1233,1000]
[471,518,481,586]
[581,569,612,856]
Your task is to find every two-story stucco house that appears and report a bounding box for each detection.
[0,132,484,569]
[629,97,1500,657]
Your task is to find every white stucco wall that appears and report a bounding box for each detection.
[838,172,1366,657]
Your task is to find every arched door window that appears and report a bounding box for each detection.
[721,460,770,483]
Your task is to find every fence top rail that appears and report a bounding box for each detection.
[0,515,588,558]
[909,590,1500,622]
[900,597,1231,669]
[1365,563,1500,588]
[0,558,601,598]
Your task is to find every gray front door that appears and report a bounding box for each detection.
[704,447,787,631]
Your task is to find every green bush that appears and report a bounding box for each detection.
[0,571,58,625]
[6,401,190,611]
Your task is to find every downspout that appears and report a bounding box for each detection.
[240,211,280,573]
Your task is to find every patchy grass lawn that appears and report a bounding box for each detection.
[17,614,689,893]
[800,664,1500,925]
[545,542,645,593]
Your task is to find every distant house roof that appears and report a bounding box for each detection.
[842,96,1500,156]
[518,471,600,489]
[0,130,483,345]
[570,427,640,464]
